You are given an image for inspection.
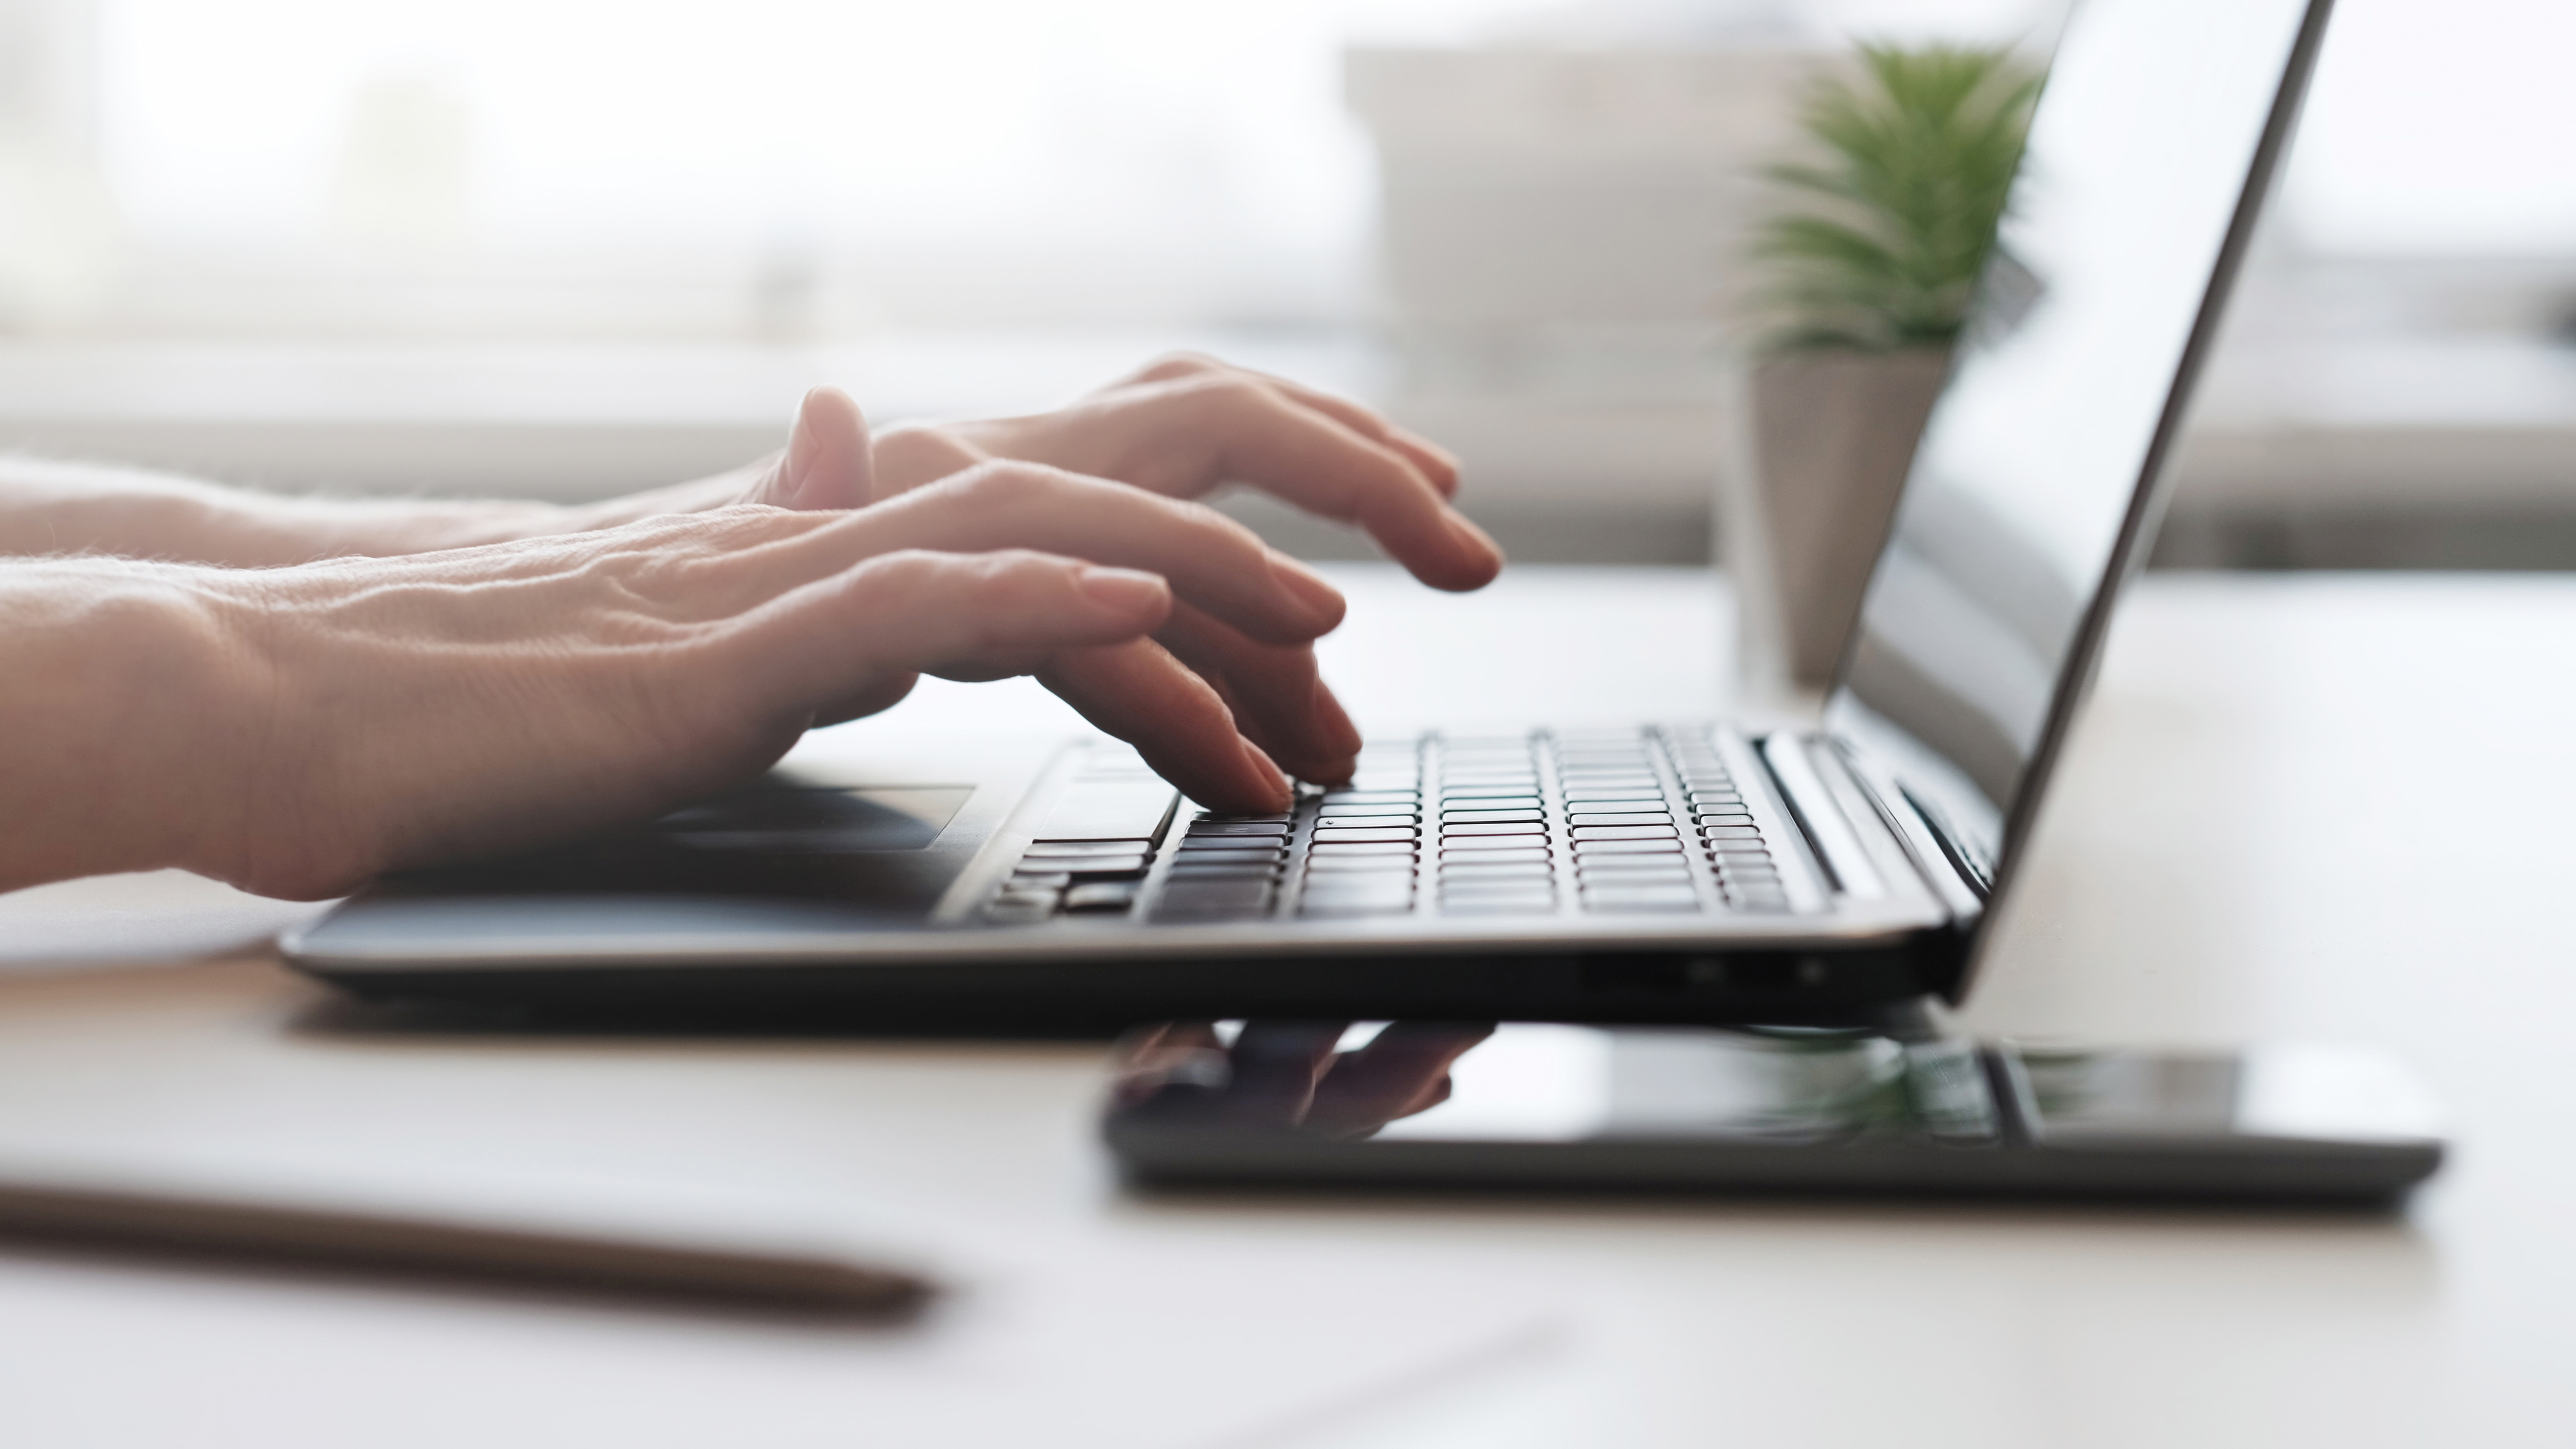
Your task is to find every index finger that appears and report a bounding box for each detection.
[1186,380,1504,592]
[1127,354,1463,499]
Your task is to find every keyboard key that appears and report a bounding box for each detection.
[1323,789,1417,804]
[1578,860,1692,879]
[1439,786,1541,801]
[1308,841,1417,857]
[1441,808,1544,824]
[1314,802,1417,817]
[1298,875,1422,895]
[1167,865,1278,884]
[983,898,1056,925]
[1443,890,1555,911]
[1439,862,1554,879]
[1701,825,1764,841]
[1187,820,1290,838]
[1571,838,1682,857]
[991,887,1060,911]
[1313,827,1419,844]
[1317,817,1420,832]
[1441,884,1557,904]
[1305,859,1416,879]
[1569,812,1673,827]
[1023,837,1157,857]
[1561,797,1666,812]
[1154,879,1273,919]
[1303,876,1414,897]
[1176,840,1284,856]
[1303,892,1416,912]
[1581,885,1703,912]
[1033,780,1179,844]
[1441,821,1551,837]
[1008,871,1074,890]
[1023,852,1151,876]
[1440,898,1558,916]
[1570,825,1678,841]
[1439,833,1550,851]
[1063,881,1141,912]
[1440,846,1552,865]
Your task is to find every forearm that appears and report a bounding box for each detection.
[0,558,249,892]
[0,456,747,567]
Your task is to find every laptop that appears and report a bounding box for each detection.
[285,0,2335,1028]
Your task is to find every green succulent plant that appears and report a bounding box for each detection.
[1754,42,2044,353]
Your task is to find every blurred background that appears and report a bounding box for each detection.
[2,0,2572,568]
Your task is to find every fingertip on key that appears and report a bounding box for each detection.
[1238,738,1295,813]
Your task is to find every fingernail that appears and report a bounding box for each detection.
[1076,565,1170,618]
[1270,557,1346,629]
[1238,738,1294,811]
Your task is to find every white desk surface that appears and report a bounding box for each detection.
[4,563,2575,1448]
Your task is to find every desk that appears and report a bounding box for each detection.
[3,566,2573,1447]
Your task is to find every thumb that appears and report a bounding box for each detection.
[757,386,876,510]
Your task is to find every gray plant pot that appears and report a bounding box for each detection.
[1752,347,1950,684]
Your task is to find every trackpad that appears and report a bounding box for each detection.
[385,773,989,912]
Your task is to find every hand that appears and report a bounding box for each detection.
[1110,1022,1497,1141]
[131,468,1347,898]
[865,354,1500,593]
[727,359,1501,789]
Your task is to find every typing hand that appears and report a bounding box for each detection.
[736,361,1500,795]
[1110,1022,1497,1141]
[133,464,1359,897]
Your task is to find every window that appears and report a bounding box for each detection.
[2,0,2566,343]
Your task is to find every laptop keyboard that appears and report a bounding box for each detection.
[980,728,1794,927]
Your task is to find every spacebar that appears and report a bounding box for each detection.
[1033,781,1179,843]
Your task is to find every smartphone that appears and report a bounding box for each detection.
[1103,1020,2445,1205]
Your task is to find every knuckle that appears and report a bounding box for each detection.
[1139,350,1224,381]
[854,546,946,595]
[973,548,1067,600]
[950,459,1062,511]
[873,422,979,486]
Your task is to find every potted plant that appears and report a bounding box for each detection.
[1747,42,2041,683]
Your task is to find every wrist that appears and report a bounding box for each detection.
[0,561,258,891]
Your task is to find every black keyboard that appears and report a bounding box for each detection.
[981,728,1790,927]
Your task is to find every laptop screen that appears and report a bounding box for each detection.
[1822,0,2328,888]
